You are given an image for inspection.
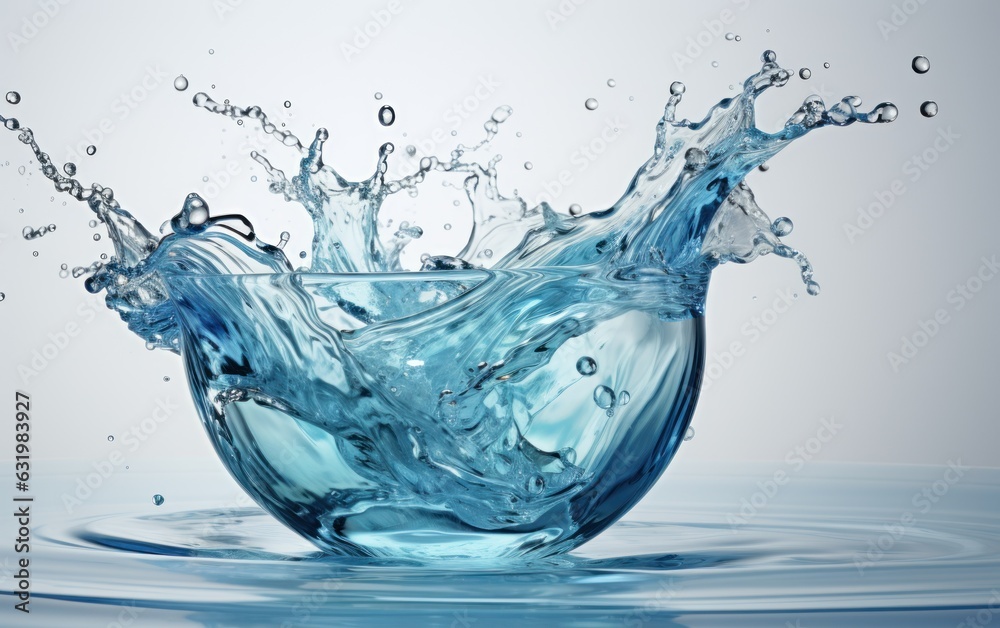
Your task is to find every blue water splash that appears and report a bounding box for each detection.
[1,52,895,558]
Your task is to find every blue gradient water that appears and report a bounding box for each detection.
[0,52,905,559]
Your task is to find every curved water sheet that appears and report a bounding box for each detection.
[23,463,1000,626]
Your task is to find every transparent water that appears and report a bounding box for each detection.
[2,51,901,559]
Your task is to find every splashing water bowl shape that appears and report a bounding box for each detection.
[1,51,898,560]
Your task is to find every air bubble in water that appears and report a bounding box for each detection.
[684,147,708,171]
[912,56,930,74]
[86,145,96,156]
[799,68,811,80]
[607,79,616,87]
[6,91,20,104]
[593,385,616,410]
[920,101,938,118]
[568,203,582,216]
[527,475,545,494]
[378,105,395,126]
[771,216,794,237]
[152,494,165,506]
[584,98,599,111]
[576,356,597,376]
[684,427,695,441]
[173,75,189,91]
[670,81,686,95]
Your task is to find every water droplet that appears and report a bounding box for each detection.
[63,162,76,176]
[670,81,686,96]
[107,435,114,442]
[568,203,583,216]
[762,50,777,63]
[593,385,616,410]
[250,175,257,182]
[32,251,38,257]
[404,145,417,157]
[735,35,741,42]
[173,75,188,91]
[725,32,735,41]
[584,98,599,111]
[912,55,930,74]
[208,48,215,55]
[236,119,243,126]
[163,376,170,382]
[823,62,831,69]
[374,92,383,100]
[17,165,25,175]
[86,145,96,156]
[711,61,720,68]
[771,216,794,237]
[523,161,533,170]
[443,223,452,230]
[576,356,597,376]
[684,427,695,441]
[283,100,291,108]
[152,494,165,506]
[877,104,898,123]
[758,162,770,172]
[378,105,395,126]
[93,233,101,241]
[4,118,19,131]
[299,250,307,259]
[799,68,811,80]
[483,249,493,258]
[920,101,938,118]
[607,78,616,87]
[619,390,631,405]
[806,281,821,296]
[0,293,5,302]
[5,91,20,104]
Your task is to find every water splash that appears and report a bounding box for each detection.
[0,51,895,558]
